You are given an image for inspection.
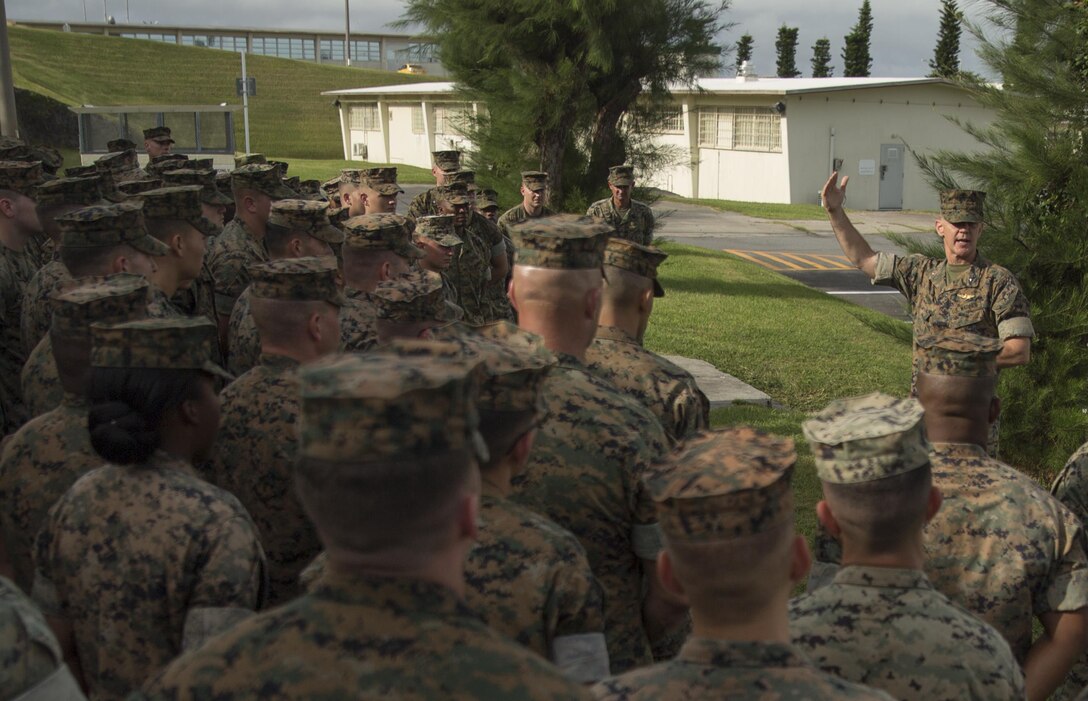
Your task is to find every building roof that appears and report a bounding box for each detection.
[323,76,961,100]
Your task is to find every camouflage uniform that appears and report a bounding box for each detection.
[791,393,1024,701]
[440,184,507,323]
[1052,440,1088,699]
[508,219,669,673]
[415,214,464,307]
[373,268,464,329]
[0,575,85,700]
[207,258,344,606]
[585,165,655,245]
[495,170,556,240]
[136,348,593,701]
[406,149,461,222]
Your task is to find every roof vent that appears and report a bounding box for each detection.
[736,61,759,82]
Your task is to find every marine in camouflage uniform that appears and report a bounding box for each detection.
[0,276,150,593]
[225,200,344,376]
[592,428,893,701]
[407,149,461,221]
[1051,442,1088,699]
[135,350,594,701]
[585,239,708,445]
[0,162,47,436]
[790,393,1024,701]
[371,268,463,343]
[497,171,556,238]
[0,575,86,700]
[507,218,671,673]
[414,214,463,307]
[207,257,343,606]
[585,165,655,245]
[32,318,266,701]
[440,183,510,323]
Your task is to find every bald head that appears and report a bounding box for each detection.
[916,372,997,445]
[511,266,603,357]
[822,468,934,556]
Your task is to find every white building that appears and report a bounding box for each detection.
[323,76,996,211]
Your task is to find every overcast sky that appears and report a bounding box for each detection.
[10,0,993,78]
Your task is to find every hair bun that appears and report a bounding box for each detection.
[88,400,158,465]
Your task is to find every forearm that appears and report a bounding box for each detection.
[996,337,1031,368]
[1025,610,1088,701]
[826,207,878,277]
[489,256,509,287]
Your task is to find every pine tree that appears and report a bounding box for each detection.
[928,0,962,78]
[811,37,833,77]
[842,0,873,77]
[735,33,754,73]
[914,0,1088,477]
[775,26,801,78]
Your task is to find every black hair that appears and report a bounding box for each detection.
[87,367,206,465]
[61,244,135,277]
[263,222,298,257]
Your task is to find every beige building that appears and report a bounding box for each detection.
[324,76,996,210]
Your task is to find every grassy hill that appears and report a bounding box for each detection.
[8,24,429,159]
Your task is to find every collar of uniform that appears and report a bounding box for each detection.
[310,569,473,617]
[833,565,932,591]
[60,391,87,409]
[595,325,639,346]
[148,449,198,476]
[554,351,588,370]
[258,353,301,370]
[934,253,989,292]
[930,441,988,460]
[678,638,813,670]
[344,286,374,302]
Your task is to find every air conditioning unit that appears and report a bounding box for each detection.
[352,143,368,159]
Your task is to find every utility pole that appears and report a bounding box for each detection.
[344,0,351,66]
[239,51,251,154]
[126,0,130,23]
[0,0,19,138]
[102,0,107,22]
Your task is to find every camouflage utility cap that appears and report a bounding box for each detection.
[477,188,500,209]
[472,331,555,414]
[283,176,302,192]
[445,170,477,190]
[416,215,462,247]
[297,351,487,463]
[436,182,472,206]
[50,274,150,338]
[604,238,667,297]
[339,169,364,186]
[145,154,189,177]
[65,164,99,178]
[0,160,45,198]
[188,157,214,170]
[232,164,297,199]
[269,160,289,177]
[161,169,234,206]
[106,138,137,153]
[803,393,931,485]
[143,126,175,143]
[342,213,424,258]
[646,426,797,541]
[118,178,164,197]
[373,269,462,323]
[297,179,323,200]
[608,164,635,186]
[248,256,345,306]
[34,175,103,209]
[234,153,266,168]
[134,185,217,235]
[268,199,345,244]
[512,215,610,269]
[521,171,548,192]
[364,167,404,195]
[90,316,231,380]
[432,150,462,172]
[215,171,234,202]
[56,201,171,256]
[916,328,1002,378]
[939,189,985,224]
[321,177,341,199]
[95,150,143,183]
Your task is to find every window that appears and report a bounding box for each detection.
[119,32,176,43]
[434,104,470,135]
[350,41,381,62]
[697,107,780,152]
[350,104,380,131]
[411,106,424,134]
[320,39,344,62]
[251,36,315,61]
[656,107,684,134]
[396,42,439,64]
[183,34,247,52]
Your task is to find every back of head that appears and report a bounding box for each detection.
[263,199,345,258]
[56,201,170,276]
[510,215,610,309]
[248,256,345,347]
[601,238,667,309]
[914,330,1001,436]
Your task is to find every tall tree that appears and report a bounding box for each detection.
[914,0,1088,478]
[399,0,728,207]
[928,0,962,78]
[842,0,873,77]
[775,26,801,78]
[811,37,833,77]
[735,33,754,73]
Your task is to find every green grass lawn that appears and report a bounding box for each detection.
[662,196,831,220]
[278,157,433,184]
[9,25,428,159]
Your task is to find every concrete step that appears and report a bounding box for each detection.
[662,355,773,409]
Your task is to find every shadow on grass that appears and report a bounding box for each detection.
[848,309,913,345]
[664,276,828,301]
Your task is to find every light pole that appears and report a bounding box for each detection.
[0,0,19,137]
[344,0,351,66]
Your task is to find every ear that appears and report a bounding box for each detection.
[924,485,943,523]
[0,196,15,217]
[171,231,185,257]
[989,395,1001,425]
[934,219,946,238]
[178,396,201,427]
[790,535,812,584]
[656,550,688,603]
[459,491,479,542]
[379,260,392,282]
[507,278,518,311]
[243,194,259,214]
[508,428,536,477]
[112,256,129,274]
[639,286,654,314]
[289,237,304,258]
[306,311,323,343]
[815,500,842,539]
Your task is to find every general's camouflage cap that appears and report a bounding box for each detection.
[415,215,462,247]
[916,328,1002,378]
[373,269,463,323]
[608,164,635,186]
[342,213,425,258]
[803,392,930,485]
[363,167,403,195]
[117,177,165,197]
[231,163,298,200]
[34,175,104,209]
[432,150,461,173]
[50,273,150,339]
[476,188,500,209]
[644,426,797,541]
[267,199,345,244]
[339,169,364,186]
[56,201,171,256]
[234,153,266,168]
[143,126,174,143]
[90,316,232,380]
[604,238,667,297]
[248,255,345,306]
[0,160,45,198]
[133,186,218,236]
[95,149,143,182]
[106,138,136,153]
[512,214,611,269]
[145,153,189,177]
[297,351,487,463]
[940,189,985,224]
[521,171,548,192]
[65,164,99,178]
[161,168,234,206]
[436,182,472,206]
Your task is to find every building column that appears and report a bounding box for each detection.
[338,102,350,160]
[683,99,699,199]
[421,99,435,161]
[377,100,391,163]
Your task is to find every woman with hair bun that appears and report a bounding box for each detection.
[31,317,266,701]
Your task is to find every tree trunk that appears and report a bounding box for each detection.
[538,127,567,208]
[588,81,643,189]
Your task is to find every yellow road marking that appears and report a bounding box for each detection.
[723,250,855,272]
